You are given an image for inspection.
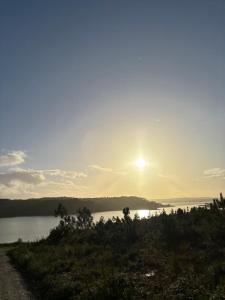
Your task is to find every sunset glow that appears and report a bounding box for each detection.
[0,1,224,200]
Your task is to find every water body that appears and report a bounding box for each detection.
[0,204,205,244]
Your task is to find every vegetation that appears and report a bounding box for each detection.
[0,196,169,218]
[9,194,225,299]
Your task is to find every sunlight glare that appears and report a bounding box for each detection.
[137,210,150,219]
[135,158,146,169]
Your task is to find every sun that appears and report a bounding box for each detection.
[135,158,146,169]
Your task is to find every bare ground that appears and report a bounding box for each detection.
[0,249,35,300]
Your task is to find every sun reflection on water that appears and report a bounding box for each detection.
[137,210,150,219]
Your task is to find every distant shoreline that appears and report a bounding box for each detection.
[0,196,212,218]
[0,196,172,218]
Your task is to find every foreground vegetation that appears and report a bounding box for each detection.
[9,194,225,299]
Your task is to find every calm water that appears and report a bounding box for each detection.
[0,204,204,243]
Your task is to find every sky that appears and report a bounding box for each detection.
[0,0,225,200]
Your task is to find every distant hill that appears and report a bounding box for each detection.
[0,196,170,218]
[154,197,211,205]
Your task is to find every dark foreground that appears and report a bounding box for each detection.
[9,196,225,299]
[0,248,34,300]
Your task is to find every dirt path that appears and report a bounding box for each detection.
[0,249,35,300]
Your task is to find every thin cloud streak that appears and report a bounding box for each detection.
[0,151,26,167]
[88,164,127,176]
[203,168,225,179]
[88,165,113,173]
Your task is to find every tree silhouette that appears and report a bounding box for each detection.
[54,203,67,218]
[76,207,93,229]
[122,207,130,218]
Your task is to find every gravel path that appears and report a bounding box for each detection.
[0,249,35,300]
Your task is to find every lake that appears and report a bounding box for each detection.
[0,203,205,243]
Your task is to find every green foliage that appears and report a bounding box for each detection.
[9,198,225,300]
[48,207,93,243]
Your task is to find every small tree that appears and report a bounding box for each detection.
[122,207,137,242]
[177,208,184,216]
[54,203,68,218]
[49,204,74,242]
[220,193,225,209]
[76,207,93,229]
[123,207,130,218]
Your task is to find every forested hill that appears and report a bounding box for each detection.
[0,196,169,218]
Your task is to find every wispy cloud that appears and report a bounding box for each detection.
[0,151,26,167]
[203,168,225,178]
[88,164,113,173]
[43,169,87,178]
[88,164,126,175]
[0,168,87,187]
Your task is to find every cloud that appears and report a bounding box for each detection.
[0,151,26,167]
[0,150,88,198]
[88,164,126,176]
[0,167,88,198]
[0,183,39,198]
[0,168,87,187]
[88,164,113,173]
[42,169,87,178]
[0,170,44,187]
[203,168,225,178]
[37,180,88,196]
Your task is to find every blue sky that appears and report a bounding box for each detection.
[0,0,225,199]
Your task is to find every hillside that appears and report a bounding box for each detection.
[0,196,169,218]
[9,197,225,299]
